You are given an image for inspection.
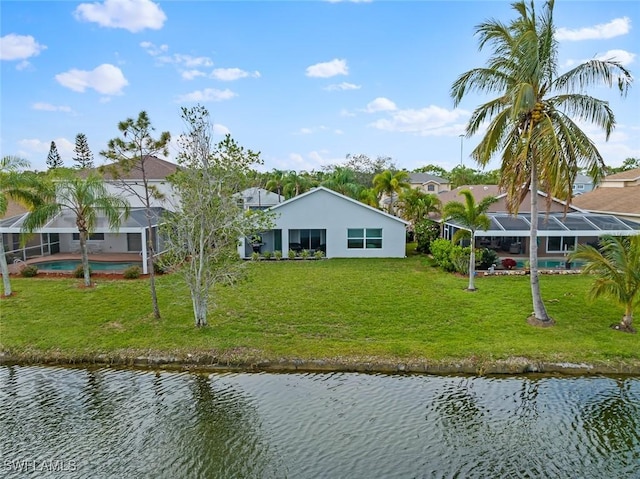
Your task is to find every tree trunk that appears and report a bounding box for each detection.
[192,289,208,327]
[146,221,161,320]
[0,238,13,296]
[620,315,634,332]
[528,164,553,326]
[79,230,91,287]
[468,240,476,291]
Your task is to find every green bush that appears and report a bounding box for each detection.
[314,250,324,259]
[251,252,261,261]
[300,249,310,259]
[288,249,297,259]
[430,239,455,272]
[274,250,283,260]
[262,251,273,260]
[476,248,499,270]
[451,246,471,275]
[21,265,38,277]
[123,265,141,279]
[73,264,91,278]
[414,219,441,254]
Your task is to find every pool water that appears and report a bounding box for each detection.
[515,259,585,269]
[33,260,142,271]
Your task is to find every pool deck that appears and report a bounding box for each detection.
[9,253,142,274]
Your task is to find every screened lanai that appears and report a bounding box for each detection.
[0,207,165,273]
[443,212,640,256]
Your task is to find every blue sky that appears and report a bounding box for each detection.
[1,0,638,174]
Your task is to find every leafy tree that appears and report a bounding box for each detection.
[23,173,130,287]
[160,106,271,327]
[570,235,640,333]
[101,111,171,319]
[265,169,287,197]
[46,141,63,169]
[399,188,441,225]
[321,166,362,199]
[414,219,441,254]
[443,189,497,291]
[342,153,396,187]
[451,0,632,325]
[373,169,410,215]
[282,170,312,199]
[359,187,381,208]
[606,158,640,175]
[0,156,43,296]
[72,133,94,169]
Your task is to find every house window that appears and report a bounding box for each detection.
[347,228,382,249]
[427,184,435,192]
[547,236,576,253]
[72,233,105,241]
[574,184,584,190]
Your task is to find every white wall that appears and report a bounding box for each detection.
[271,188,407,258]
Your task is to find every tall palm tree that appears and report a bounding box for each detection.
[443,189,497,291]
[265,169,287,198]
[23,173,130,287]
[451,0,632,325]
[0,156,43,296]
[373,169,410,215]
[399,188,442,225]
[569,235,640,333]
[359,187,381,208]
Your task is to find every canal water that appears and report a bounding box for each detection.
[1,366,638,478]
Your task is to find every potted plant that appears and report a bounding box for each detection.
[501,258,517,270]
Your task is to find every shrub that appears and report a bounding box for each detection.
[451,246,471,275]
[314,250,324,259]
[476,248,499,270]
[21,265,38,277]
[288,249,297,259]
[262,251,272,260]
[414,219,441,254]
[430,239,455,272]
[274,250,283,260]
[501,258,517,270]
[73,264,91,278]
[251,252,261,261]
[153,260,166,275]
[123,265,141,279]
[300,249,310,259]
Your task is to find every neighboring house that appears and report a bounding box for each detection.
[572,173,595,195]
[237,187,283,210]
[408,173,450,194]
[0,156,178,273]
[571,168,640,224]
[439,185,640,256]
[239,186,409,259]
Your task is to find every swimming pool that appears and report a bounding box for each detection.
[515,259,585,269]
[33,260,142,271]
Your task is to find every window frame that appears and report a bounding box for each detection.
[347,228,383,249]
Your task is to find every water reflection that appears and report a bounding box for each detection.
[1,367,639,479]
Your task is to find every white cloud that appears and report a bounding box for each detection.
[324,82,361,91]
[334,129,344,135]
[18,137,74,160]
[55,64,128,95]
[340,108,356,117]
[182,69,206,80]
[369,105,469,136]
[173,54,213,68]
[74,0,166,33]
[175,88,237,103]
[365,97,397,113]
[32,102,72,112]
[210,68,261,81]
[213,123,231,136]
[298,128,313,135]
[0,34,46,61]
[139,41,168,56]
[556,17,631,41]
[596,49,636,66]
[306,58,348,78]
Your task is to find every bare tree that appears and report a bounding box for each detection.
[160,106,271,327]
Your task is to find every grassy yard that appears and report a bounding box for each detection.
[1,255,638,369]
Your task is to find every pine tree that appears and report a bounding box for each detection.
[73,133,94,169]
[46,141,63,169]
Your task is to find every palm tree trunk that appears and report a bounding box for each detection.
[79,231,91,287]
[0,238,13,296]
[468,244,476,290]
[528,164,553,326]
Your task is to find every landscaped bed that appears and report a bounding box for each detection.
[1,255,638,374]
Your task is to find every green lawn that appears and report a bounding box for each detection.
[1,255,638,369]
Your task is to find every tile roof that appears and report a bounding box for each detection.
[408,173,449,184]
[571,184,640,216]
[90,156,178,180]
[437,185,501,204]
[603,168,640,181]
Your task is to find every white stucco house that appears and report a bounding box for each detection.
[239,187,409,259]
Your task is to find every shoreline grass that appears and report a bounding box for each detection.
[1,256,638,374]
